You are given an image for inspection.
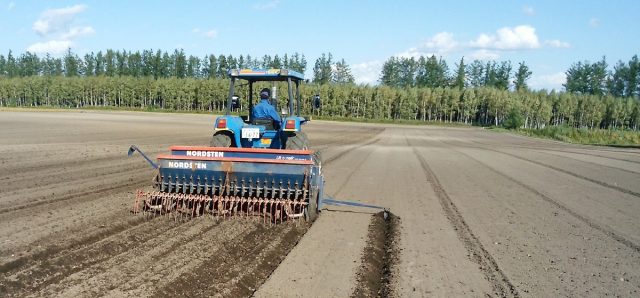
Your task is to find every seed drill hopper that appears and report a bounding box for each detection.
[130,69,386,222]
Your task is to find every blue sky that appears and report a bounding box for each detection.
[0,0,638,90]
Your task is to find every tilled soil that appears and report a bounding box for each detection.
[0,111,380,297]
[2,111,640,297]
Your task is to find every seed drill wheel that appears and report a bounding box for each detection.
[305,191,319,222]
[286,132,309,150]
[210,132,233,147]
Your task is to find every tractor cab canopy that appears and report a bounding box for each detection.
[228,68,304,82]
[225,69,305,121]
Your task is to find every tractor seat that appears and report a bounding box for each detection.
[253,118,277,130]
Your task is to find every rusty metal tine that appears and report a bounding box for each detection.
[191,196,196,218]
[209,196,213,220]
[217,196,221,221]
[268,201,271,226]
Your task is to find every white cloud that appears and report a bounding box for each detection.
[545,39,570,48]
[7,2,15,10]
[529,72,566,90]
[589,17,600,28]
[28,5,94,54]
[396,31,458,58]
[396,47,434,59]
[61,26,94,39]
[192,28,218,39]
[204,29,218,38]
[469,49,500,60]
[32,4,87,36]
[26,40,73,54]
[470,25,540,50]
[423,32,457,54]
[351,60,383,85]
[253,0,280,10]
[522,5,535,16]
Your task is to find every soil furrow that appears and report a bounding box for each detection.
[411,145,520,298]
[0,212,152,275]
[0,175,147,215]
[153,222,307,298]
[0,218,185,296]
[352,211,400,298]
[36,219,231,297]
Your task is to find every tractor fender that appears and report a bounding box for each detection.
[214,115,245,146]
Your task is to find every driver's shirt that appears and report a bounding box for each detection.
[252,99,281,122]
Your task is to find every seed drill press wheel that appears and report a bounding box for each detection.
[305,191,319,222]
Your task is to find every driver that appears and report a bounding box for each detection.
[252,88,281,129]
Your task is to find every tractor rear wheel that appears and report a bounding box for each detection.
[285,132,309,150]
[210,132,233,147]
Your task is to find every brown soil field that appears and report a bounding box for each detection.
[1,111,639,297]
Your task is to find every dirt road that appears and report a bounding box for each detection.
[1,111,639,297]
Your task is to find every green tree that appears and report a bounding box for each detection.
[105,49,116,76]
[313,53,333,84]
[467,60,485,87]
[6,50,17,77]
[63,49,80,77]
[174,49,187,78]
[453,57,466,90]
[416,55,449,88]
[380,56,401,87]
[332,58,355,84]
[513,61,532,91]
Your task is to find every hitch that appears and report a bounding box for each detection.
[322,196,390,220]
[128,145,158,169]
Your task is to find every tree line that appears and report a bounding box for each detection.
[0,49,308,79]
[0,49,638,131]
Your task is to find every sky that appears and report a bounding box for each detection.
[0,0,639,90]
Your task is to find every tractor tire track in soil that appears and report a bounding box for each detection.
[529,149,640,175]
[351,211,400,298]
[472,139,640,166]
[467,141,640,198]
[411,144,520,298]
[321,132,383,166]
[450,147,640,253]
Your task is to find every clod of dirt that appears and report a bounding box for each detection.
[352,211,400,298]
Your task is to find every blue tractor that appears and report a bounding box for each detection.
[130,69,322,222]
[210,69,310,150]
